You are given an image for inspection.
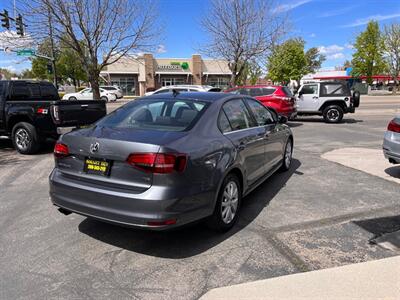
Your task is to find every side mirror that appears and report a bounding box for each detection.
[278,115,288,124]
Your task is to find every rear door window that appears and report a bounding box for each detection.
[40,83,59,100]
[218,111,232,133]
[10,82,30,100]
[249,88,263,97]
[246,99,275,125]
[261,88,276,95]
[222,99,255,131]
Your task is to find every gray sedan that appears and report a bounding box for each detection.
[383,117,400,164]
[49,92,293,231]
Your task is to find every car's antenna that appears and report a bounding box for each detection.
[172,89,179,97]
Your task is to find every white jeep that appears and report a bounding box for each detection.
[295,81,360,123]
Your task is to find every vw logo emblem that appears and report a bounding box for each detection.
[90,142,100,154]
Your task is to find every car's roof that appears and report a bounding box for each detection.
[144,91,234,102]
[230,85,283,89]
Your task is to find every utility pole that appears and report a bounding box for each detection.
[47,8,57,88]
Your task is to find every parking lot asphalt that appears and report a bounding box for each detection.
[1,95,400,300]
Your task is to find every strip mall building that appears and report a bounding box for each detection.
[100,54,232,96]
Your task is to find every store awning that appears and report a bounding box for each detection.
[155,71,192,75]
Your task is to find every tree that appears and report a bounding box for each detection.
[31,38,53,80]
[57,39,87,87]
[201,0,286,86]
[24,0,158,99]
[20,69,35,79]
[351,21,387,84]
[267,38,324,83]
[305,47,325,73]
[383,23,400,93]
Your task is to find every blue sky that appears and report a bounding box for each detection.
[0,0,399,73]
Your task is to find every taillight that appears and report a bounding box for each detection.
[275,96,291,101]
[54,142,70,157]
[127,153,187,174]
[37,107,48,114]
[51,105,60,124]
[387,119,400,133]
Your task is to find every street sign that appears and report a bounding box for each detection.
[16,49,35,56]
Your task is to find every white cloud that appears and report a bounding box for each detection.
[342,13,400,27]
[318,44,344,55]
[156,44,167,54]
[273,0,312,13]
[318,6,354,18]
[327,53,345,60]
[344,43,354,49]
[309,33,316,38]
[2,65,17,73]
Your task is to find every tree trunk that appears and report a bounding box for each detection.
[89,69,101,100]
[72,78,77,88]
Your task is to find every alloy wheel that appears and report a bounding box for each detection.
[15,128,31,150]
[327,108,340,121]
[221,181,239,224]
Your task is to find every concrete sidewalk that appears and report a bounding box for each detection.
[201,256,400,300]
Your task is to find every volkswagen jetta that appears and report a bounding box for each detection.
[49,92,293,231]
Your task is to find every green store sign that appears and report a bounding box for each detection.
[158,62,189,71]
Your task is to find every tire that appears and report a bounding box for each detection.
[207,173,242,232]
[323,105,343,123]
[353,91,360,108]
[280,138,293,172]
[11,122,40,154]
[100,96,108,102]
[68,96,77,101]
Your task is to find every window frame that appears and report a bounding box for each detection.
[244,98,276,126]
[219,98,257,134]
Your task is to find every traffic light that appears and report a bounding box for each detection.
[16,14,24,36]
[47,63,53,74]
[0,10,10,30]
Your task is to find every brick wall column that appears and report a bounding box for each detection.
[192,54,203,85]
[144,54,155,91]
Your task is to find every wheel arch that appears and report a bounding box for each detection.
[319,100,346,112]
[7,115,33,132]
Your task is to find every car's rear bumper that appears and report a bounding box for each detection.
[344,106,355,113]
[383,131,400,164]
[49,169,214,230]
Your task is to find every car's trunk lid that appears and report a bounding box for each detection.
[57,127,188,193]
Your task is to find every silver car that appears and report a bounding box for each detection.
[383,117,400,164]
[50,92,293,231]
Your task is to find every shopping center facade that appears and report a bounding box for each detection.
[100,54,232,96]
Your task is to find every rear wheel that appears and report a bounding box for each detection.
[207,174,241,232]
[323,105,343,123]
[280,138,293,171]
[100,96,108,102]
[68,96,77,101]
[12,122,40,154]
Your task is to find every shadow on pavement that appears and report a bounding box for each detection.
[292,117,363,124]
[353,215,400,236]
[78,159,301,259]
[384,166,400,179]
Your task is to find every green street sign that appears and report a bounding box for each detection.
[17,49,35,56]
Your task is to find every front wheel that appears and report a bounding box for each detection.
[207,174,242,232]
[323,105,343,123]
[12,122,40,154]
[68,96,77,101]
[100,96,108,102]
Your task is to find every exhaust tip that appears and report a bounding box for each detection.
[58,207,72,215]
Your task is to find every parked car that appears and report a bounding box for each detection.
[225,85,297,120]
[0,80,107,154]
[145,85,222,96]
[100,86,123,99]
[383,117,400,164]
[296,81,360,123]
[50,92,293,232]
[62,88,117,102]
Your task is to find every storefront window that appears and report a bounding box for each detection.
[161,77,190,86]
[110,77,136,96]
[206,76,230,89]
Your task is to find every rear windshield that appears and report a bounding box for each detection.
[282,87,293,97]
[96,99,209,131]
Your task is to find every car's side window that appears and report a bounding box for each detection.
[218,111,232,133]
[246,99,275,125]
[222,99,254,131]
[301,84,318,95]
